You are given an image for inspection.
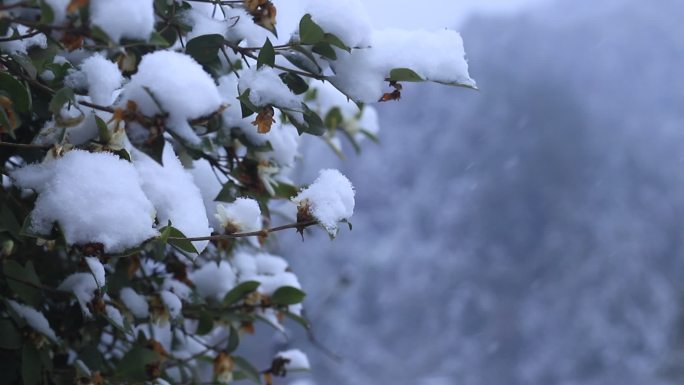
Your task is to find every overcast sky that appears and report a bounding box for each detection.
[277,0,549,37]
[359,0,549,29]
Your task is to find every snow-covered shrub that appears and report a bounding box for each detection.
[0,1,474,384]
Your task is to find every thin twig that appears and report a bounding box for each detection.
[171,220,318,242]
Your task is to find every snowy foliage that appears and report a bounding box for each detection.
[0,1,473,384]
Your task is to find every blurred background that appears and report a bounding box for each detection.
[276,0,684,384]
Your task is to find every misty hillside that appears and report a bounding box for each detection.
[280,1,684,384]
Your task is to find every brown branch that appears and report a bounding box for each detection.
[171,220,318,242]
[0,141,51,149]
[0,29,43,43]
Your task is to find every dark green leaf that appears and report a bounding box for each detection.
[388,68,424,82]
[39,0,55,24]
[165,226,199,255]
[148,31,170,47]
[257,38,275,69]
[237,89,259,112]
[271,182,299,199]
[324,33,351,52]
[0,204,21,238]
[312,42,337,60]
[226,326,239,353]
[223,281,260,305]
[12,53,37,80]
[21,344,42,385]
[279,72,309,95]
[284,47,322,74]
[0,72,31,114]
[185,34,224,65]
[0,319,22,349]
[196,311,214,335]
[283,311,311,330]
[95,116,110,143]
[49,87,74,114]
[141,134,165,166]
[214,181,237,203]
[3,260,42,307]
[232,356,261,384]
[115,346,160,382]
[324,107,344,129]
[271,286,306,305]
[299,14,324,45]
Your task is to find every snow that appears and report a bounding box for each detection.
[44,0,69,24]
[105,305,125,329]
[188,261,237,302]
[305,0,372,48]
[215,198,262,233]
[90,0,155,42]
[276,349,310,371]
[58,272,99,316]
[120,287,149,318]
[331,29,475,102]
[11,150,158,253]
[0,25,47,54]
[238,67,302,110]
[121,51,223,144]
[162,278,192,301]
[7,300,59,343]
[78,55,123,106]
[218,74,255,137]
[263,123,300,167]
[85,257,106,287]
[160,290,182,319]
[132,146,212,253]
[189,159,228,232]
[233,250,301,296]
[292,169,355,236]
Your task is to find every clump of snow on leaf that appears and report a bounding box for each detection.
[11,150,157,252]
[0,25,46,53]
[305,0,372,48]
[74,55,123,105]
[7,300,59,343]
[189,261,237,302]
[233,251,301,296]
[121,51,223,144]
[120,287,149,318]
[238,67,301,110]
[293,169,355,236]
[215,198,262,233]
[276,349,311,371]
[85,257,106,287]
[133,146,212,253]
[90,0,155,42]
[189,159,228,232]
[58,273,99,316]
[332,29,475,102]
[160,290,182,319]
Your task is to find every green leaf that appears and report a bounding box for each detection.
[3,260,42,307]
[0,72,31,114]
[49,87,75,114]
[214,181,237,203]
[324,33,351,52]
[196,311,214,335]
[232,356,261,384]
[165,226,199,255]
[0,204,20,238]
[95,116,111,143]
[324,107,344,129]
[226,326,240,353]
[12,53,37,80]
[271,182,299,199]
[257,38,275,69]
[388,68,424,82]
[283,311,311,330]
[283,47,322,74]
[271,286,306,305]
[21,344,42,385]
[299,14,325,45]
[312,42,337,60]
[39,0,55,24]
[185,34,224,65]
[237,89,259,116]
[0,318,22,349]
[223,281,260,305]
[148,31,170,47]
[115,346,160,382]
[279,72,309,95]
[141,134,165,166]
